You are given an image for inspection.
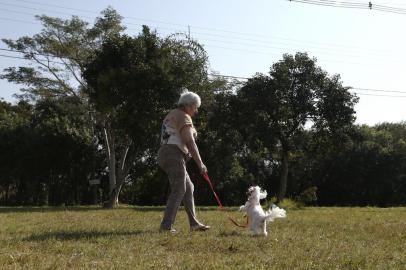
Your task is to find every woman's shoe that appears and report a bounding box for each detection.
[190,224,211,231]
[159,228,177,234]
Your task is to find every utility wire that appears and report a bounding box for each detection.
[1,13,398,70]
[0,54,403,98]
[0,54,27,60]
[287,0,406,14]
[351,87,406,94]
[351,92,406,98]
[1,1,406,98]
[2,47,406,95]
[288,0,369,9]
[208,73,406,95]
[0,0,400,56]
[0,1,402,66]
[0,52,65,64]
[0,7,400,64]
[0,17,38,24]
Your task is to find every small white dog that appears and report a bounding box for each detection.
[239,186,286,236]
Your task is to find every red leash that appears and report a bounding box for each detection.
[201,172,247,228]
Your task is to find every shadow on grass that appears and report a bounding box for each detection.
[218,231,247,237]
[0,206,106,213]
[132,206,165,212]
[131,206,238,212]
[0,205,239,213]
[23,229,147,242]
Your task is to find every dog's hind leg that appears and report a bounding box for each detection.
[262,221,268,236]
[250,221,259,236]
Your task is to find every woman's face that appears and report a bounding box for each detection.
[185,104,198,117]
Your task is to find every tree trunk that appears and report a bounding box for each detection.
[102,133,132,208]
[104,128,117,198]
[277,145,289,203]
[103,175,124,208]
[103,160,130,208]
[103,126,118,208]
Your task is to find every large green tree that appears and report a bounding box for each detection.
[234,52,358,202]
[82,27,210,207]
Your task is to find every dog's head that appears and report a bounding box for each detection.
[246,186,267,203]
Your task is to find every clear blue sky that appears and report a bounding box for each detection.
[1,0,406,125]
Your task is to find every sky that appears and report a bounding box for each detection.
[1,0,406,126]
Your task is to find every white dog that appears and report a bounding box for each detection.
[239,186,286,236]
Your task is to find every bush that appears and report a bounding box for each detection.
[266,197,304,210]
[295,186,318,205]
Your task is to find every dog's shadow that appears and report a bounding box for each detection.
[217,230,248,237]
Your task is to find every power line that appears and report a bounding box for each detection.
[287,0,406,14]
[0,1,403,70]
[2,47,406,95]
[2,6,400,67]
[0,54,404,98]
[351,92,406,98]
[0,52,65,64]
[209,73,249,80]
[0,0,399,56]
[10,0,100,15]
[288,0,369,10]
[0,54,27,60]
[351,87,406,94]
[0,17,39,24]
[209,73,406,96]
[0,48,57,58]
[1,2,406,99]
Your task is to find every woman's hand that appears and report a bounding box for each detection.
[198,163,208,174]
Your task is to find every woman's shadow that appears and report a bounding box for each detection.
[23,229,150,242]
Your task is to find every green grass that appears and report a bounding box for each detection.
[1,206,406,269]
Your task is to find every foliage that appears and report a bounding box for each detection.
[0,99,100,206]
[0,7,125,102]
[2,9,406,208]
[231,53,358,201]
[82,26,211,207]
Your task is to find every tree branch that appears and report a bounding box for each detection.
[53,30,87,90]
[31,54,80,100]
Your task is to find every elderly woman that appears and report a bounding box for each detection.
[158,91,210,233]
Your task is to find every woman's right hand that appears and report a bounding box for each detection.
[199,163,208,174]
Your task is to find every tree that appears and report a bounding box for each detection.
[0,98,98,206]
[311,123,406,206]
[0,100,32,204]
[234,52,358,202]
[82,27,210,207]
[1,7,125,102]
[0,7,126,205]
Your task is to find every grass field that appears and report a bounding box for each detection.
[0,205,406,269]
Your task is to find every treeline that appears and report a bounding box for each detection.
[1,99,406,207]
[0,8,405,207]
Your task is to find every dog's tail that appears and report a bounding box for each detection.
[264,204,287,222]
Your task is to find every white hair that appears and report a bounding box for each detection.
[177,91,201,108]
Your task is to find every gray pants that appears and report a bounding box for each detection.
[158,144,200,230]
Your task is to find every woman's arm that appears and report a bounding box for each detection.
[180,125,207,173]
